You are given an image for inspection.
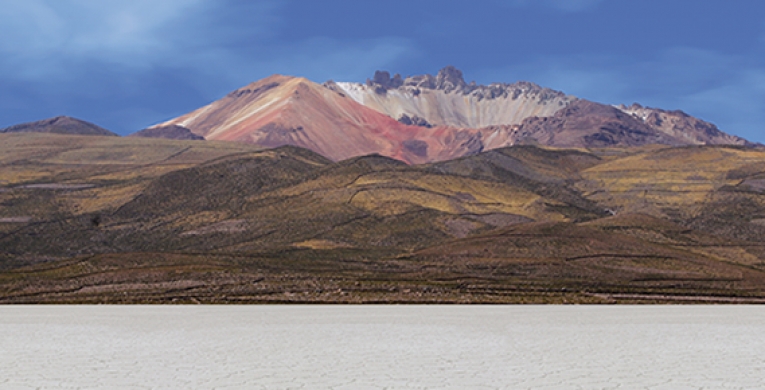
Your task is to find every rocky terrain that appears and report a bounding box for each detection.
[329,66,574,129]
[514,100,680,147]
[1,132,764,303]
[616,103,752,146]
[151,67,751,164]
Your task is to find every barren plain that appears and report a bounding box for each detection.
[2,306,764,389]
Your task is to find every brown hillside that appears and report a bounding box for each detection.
[1,134,764,303]
[130,125,204,140]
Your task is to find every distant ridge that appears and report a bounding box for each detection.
[0,116,117,136]
[129,124,204,140]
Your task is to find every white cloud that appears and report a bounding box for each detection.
[0,0,419,133]
[0,1,413,90]
[0,1,190,57]
[0,0,277,78]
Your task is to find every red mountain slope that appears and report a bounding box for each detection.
[153,75,496,163]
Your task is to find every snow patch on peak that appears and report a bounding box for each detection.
[615,104,652,121]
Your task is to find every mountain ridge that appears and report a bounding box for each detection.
[0,116,117,137]
[149,66,752,163]
[328,66,573,129]
[2,67,753,164]
[129,124,204,140]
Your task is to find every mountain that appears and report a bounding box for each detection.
[0,116,117,136]
[339,67,751,148]
[514,100,681,147]
[328,65,574,128]
[129,124,204,140]
[151,74,510,164]
[152,75,427,163]
[616,103,752,146]
[151,67,751,163]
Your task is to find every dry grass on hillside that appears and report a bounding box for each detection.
[2,135,765,303]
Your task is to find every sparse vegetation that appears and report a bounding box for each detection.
[2,133,765,303]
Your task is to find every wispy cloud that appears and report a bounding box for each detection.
[0,0,417,132]
[6,0,757,144]
[256,38,416,82]
[0,0,413,84]
[163,36,416,102]
[502,0,606,12]
[0,0,215,77]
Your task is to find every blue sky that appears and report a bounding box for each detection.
[1,0,764,142]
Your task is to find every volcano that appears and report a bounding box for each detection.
[149,67,752,163]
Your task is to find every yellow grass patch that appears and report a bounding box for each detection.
[171,212,234,231]
[293,239,351,250]
[62,184,146,214]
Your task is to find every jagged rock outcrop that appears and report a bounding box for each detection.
[433,65,469,93]
[366,70,403,93]
[397,114,433,128]
[0,116,117,136]
[331,66,575,129]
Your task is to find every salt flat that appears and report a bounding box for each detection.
[1,306,764,389]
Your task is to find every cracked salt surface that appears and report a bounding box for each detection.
[1,306,763,389]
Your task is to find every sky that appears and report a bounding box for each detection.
[1,0,765,142]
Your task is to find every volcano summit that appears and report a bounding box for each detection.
[151,66,752,163]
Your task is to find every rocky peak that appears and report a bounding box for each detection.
[362,67,572,103]
[616,103,753,146]
[434,65,468,93]
[367,66,472,93]
[47,116,71,124]
[402,74,436,89]
[400,66,470,93]
[227,82,280,98]
[366,71,403,93]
